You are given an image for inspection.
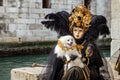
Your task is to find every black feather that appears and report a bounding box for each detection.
[41,11,70,37]
[85,15,110,41]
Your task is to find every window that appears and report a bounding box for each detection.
[0,0,3,6]
[84,0,91,9]
[43,0,51,8]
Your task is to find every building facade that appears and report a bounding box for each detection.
[111,0,120,56]
[0,0,111,42]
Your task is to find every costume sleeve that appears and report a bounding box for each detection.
[49,56,64,80]
[45,47,65,80]
[85,43,103,68]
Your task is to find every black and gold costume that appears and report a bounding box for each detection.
[42,5,113,80]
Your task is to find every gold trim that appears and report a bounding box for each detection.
[57,40,76,51]
[69,5,92,32]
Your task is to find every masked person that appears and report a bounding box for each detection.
[42,5,113,80]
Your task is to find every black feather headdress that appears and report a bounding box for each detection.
[41,11,70,37]
[84,15,110,41]
[41,6,110,41]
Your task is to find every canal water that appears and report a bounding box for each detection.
[0,49,110,80]
[0,54,49,80]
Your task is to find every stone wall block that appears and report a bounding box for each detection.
[18,8,29,13]
[39,12,45,18]
[9,24,17,32]
[9,18,15,23]
[6,7,18,13]
[30,9,41,14]
[29,24,43,30]
[29,2,36,8]
[111,40,120,56]
[44,9,55,15]
[17,24,29,30]
[30,0,37,2]
[35,2,42,9]
[0,20,4,23]
[9,13,18,18]
[9,24,28,31]
[29,14,39,19]
[111,19,120,39]
[18,13,28,18]
[16,30,32,37]
[35,19,42,24]
[21,2,29,8]
[14,18,26,24]
[14,19,35,24]
[0,7,5,13]
[65,4,72,10]
[55,0,64,4]
[7,1,17,7]
[26,19,36,24]
[36,0,42,3]
[0,37,19,42]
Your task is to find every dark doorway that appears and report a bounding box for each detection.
[84,0,91,9]
[0,0,3,6]
[43,0,51,8]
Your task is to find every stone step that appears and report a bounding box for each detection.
[11,66,46,80]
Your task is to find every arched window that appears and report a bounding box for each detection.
[0,0,3,6]
[43,0,51,8]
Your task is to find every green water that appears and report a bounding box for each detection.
[101,49,110,57]
[0,49,110,80]
[0,54,48,80]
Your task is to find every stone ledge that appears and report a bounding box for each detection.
[11,66,46,80]
[11,59,120,80]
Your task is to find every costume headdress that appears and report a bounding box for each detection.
[41,5,110,41]
[69,5,92,32]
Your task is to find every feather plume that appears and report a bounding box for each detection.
[85,15,110,41]
[41,11,70,37]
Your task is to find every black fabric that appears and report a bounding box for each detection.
[80,41,104,80]
[70,54,78,61]
[49,57,64,80]
[84,15,110,41]
[45,48,64,80]
[62,66,86,80]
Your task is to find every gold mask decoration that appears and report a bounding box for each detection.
[69,5,92,32]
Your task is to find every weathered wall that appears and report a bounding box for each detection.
[90,0,111,29]
[0,0,110,43]
[111,0,120,56]
[0,0,85,42]
[0,0,58,42]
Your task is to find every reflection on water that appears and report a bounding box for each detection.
[0,49,110,80]
[101,49,110,57]
[0,54,48,80]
